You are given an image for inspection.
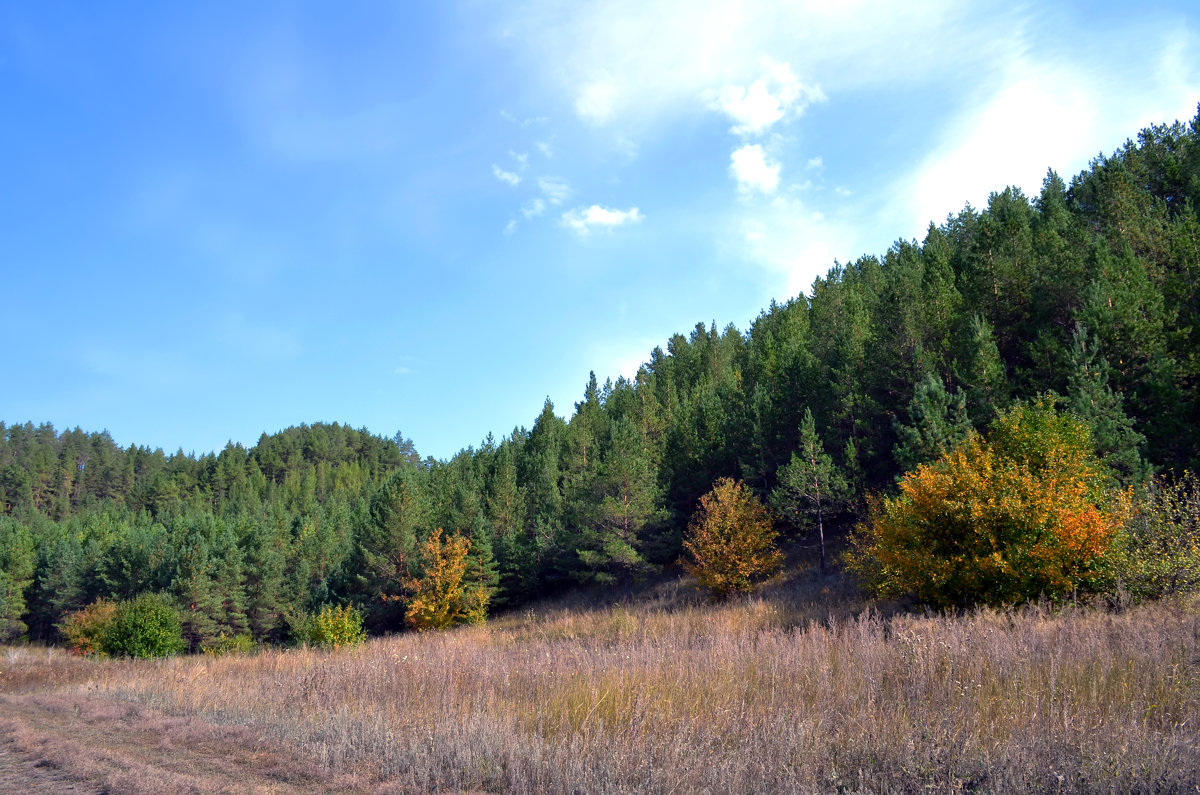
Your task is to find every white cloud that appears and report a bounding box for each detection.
[490,1,994,133]
[882,29,1198,241]
[522,198,546,219]
[501,110,548,127]
[714,60,824,137]
[538,176,573,204]
[492,164,521,186]
[510,150,529,169]
[486,1,1200,300]
[395,365,414,375]
[576,78,619,124]
[561,205,644,236]
[907,70,1093,233]
[730,144,780,194]
[503,219,518,235]
[537,139,555,158]
[729,194,859,299]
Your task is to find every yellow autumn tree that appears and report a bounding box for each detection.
[848,398,1124,607]
[682,478,783,599]
[404,528,489,631]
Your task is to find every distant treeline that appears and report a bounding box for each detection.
[2,110,1198,647]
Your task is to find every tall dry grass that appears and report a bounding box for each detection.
[5,580,1199,793]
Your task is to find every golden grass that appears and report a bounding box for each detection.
[4,579,1199,793]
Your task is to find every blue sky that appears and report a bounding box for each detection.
[2,1,1198,460]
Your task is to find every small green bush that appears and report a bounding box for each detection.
[1098,471,1200,601]
[293,604,365,650]
[200,631,256,656]
[101,593,186,658]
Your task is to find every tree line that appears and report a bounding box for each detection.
[2,110,1199,647]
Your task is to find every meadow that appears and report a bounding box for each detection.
[3,573,1198,794]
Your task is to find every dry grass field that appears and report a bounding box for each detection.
[2,575,1199,793]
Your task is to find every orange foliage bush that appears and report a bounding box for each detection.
[59,599,117,656]
[682,478,783,599]
[404,529,487,631]
[849,400,1123,606]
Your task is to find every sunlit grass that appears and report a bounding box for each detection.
[4,579,1199,792]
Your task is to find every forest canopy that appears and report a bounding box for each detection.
[3,110,1200,645]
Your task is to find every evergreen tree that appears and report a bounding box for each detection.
[892,373,972,474]
[955,314,1008,428]
[237,510,289,642]
[771,408,850,574]
[357,466,427,630]
[519,400,570,590]
[573,416,667,590]
[1066,323,1148,484]
[0,517,35,641]
[463,520,499,620]
[484,435,530,601]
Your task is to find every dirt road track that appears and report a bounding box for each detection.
[0,739,92,793]
[0,693,366,794]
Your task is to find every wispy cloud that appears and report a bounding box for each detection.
[561,205,644,236]
[538,176,573,205]
[895,50,1200,240]
[575,78,619,124]
[492,164,522,186]
[500,110,549,128]
[522,198,546,219]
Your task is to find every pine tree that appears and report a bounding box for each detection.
[462,521,499,623]
[573,416,667,590]
[237,511,288,642]
[1066,323,1148,484]
[771,408,850,573]
[956,314,1009,428]
[892,373,972,474]
[519,400,570,588]
[357,466,427,630]
[0,517,35,641]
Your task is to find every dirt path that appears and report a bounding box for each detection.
[0,693,369,794]
[0,740,93,793]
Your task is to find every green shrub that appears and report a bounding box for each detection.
[200,631,256,656]
[1098,471,1200,601]
[293,604,365,650]
[101,593,186,658]
[59,599,117,656]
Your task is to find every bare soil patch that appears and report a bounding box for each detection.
[0,692,367,794]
